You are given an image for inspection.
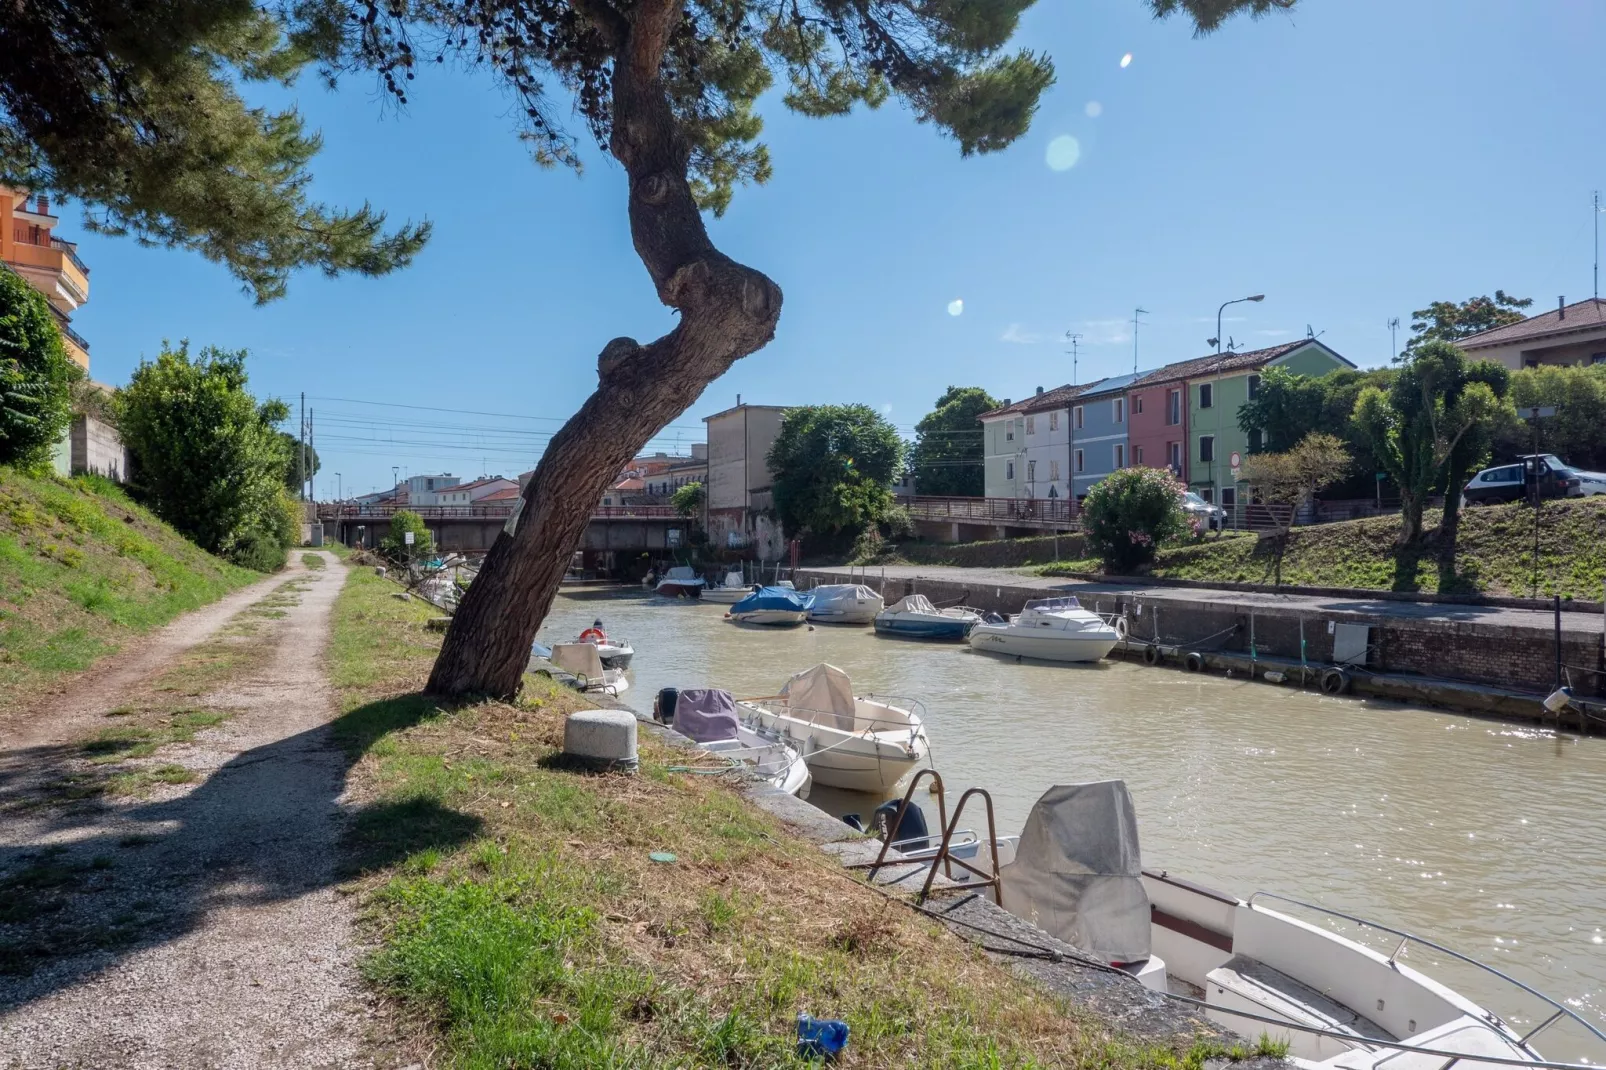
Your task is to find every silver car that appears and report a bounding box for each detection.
[1180,490,1225,531]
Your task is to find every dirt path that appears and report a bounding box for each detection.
[0,553,384,1070]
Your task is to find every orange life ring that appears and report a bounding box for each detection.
[579,627,606,644]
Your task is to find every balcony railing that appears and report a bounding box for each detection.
[51,238,90,276]
[50,307,89,353]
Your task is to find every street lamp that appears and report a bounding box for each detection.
[335,472,342,502]
[1209,294,1265,353]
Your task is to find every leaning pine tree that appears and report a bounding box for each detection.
[0,0,1295,698]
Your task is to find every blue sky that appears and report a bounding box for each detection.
[59,0,1606,497]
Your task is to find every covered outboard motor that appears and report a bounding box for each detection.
[653,687,679,724]
[872,798,930,853]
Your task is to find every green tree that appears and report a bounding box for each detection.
[1237,367,1328,453]
[1436,359,1511,546]
[115,343,295,568]
[1080,466,1189,573]
[670,480,705,518]
[1495,365,1606,472]
[1352,342,1510,545]
[0,268,76,468]
[769,405,903,539]
[381,510,434,566]
[277,433,320,492]
[1237,432,1351,534]
[910,386,999,497]
[1403,291,1532,358]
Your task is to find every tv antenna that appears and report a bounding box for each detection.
[1065,330,1083,385]
[1132,307,1148,375]
[1388,317,1401,359]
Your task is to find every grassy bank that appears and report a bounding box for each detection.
[0,467,259,716]
[329,565,1239,1068]
[1037,498,1606,600]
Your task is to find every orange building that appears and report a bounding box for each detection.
[1,187,91,370]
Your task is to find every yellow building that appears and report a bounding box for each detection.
[1,187,90,370]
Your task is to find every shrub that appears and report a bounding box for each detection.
[0,267,75,468]
[381,510,433,566]
[1080,467,1189,573]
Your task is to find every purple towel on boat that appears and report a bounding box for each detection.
[673,688,740,743]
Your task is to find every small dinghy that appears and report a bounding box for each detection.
[806,584,883,625]
[576,619,633,669]
[967,596,1118,663]
[530,641,630,697]
[700,570,751,604]
[658,688,810,798]
[737,664,930,793]
[654,565,705,598]
[729,585,813,626]
[873,593,981,641]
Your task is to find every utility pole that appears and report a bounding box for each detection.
[1132,307,1148,376]
[1388,317,1401,362]
[1595,190,1602,301]
[298,392,306,501]
[308,408,315,502]
[1066,330,1083,505]
[1521,406,1557,597]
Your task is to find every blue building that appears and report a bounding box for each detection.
[1068,372,1143,501]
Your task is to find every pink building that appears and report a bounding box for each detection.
[1126,367,1193,482]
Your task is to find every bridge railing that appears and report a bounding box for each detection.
[902,495,1080,528]
[318,502,681,522]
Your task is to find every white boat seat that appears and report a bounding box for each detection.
[1207,954,1398,1048]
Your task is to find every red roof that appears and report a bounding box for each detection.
[611,477,645,492]
[478,486,520,502]
[1457,298,1606,350]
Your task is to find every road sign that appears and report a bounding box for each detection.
[404,530,415,545]
[1519,406,1557,420]
[1229,451,1242,468]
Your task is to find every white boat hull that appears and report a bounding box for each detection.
[698,728,811,798]
[701,586,750,604]
[795,739,925,793]
[738,703,929,793]
[968,627,1115,663]
[731,609,809,626]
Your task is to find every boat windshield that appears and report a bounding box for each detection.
[1023,597,1083,612]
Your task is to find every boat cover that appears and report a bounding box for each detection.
[886,594,938,615]
[661,566,702,584]
[550,642,606,680]
[1001,781,1151,964]
[673,688,741,743]
[731,585,814,615]
[781,663,856,731]
[809,584,882,611]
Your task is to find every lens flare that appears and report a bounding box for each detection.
[947,299,964,316]
[1120,52,1133,68]
[1045,135,1081,172]
[1085,101,1103,118]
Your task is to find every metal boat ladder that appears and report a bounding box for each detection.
[847,769,1005,907]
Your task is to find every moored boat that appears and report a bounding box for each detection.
[966,596,1117,663]
[661,688,810,797]
[806,583,884,625]
[700,570,752,604]
[532,641,631,696]
[737,664,930,793]
[576,619,633,669]
[729,585,813,626]
[873,594,980,641]
[654,565,706,598]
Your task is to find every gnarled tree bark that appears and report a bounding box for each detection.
[426,0,781,700]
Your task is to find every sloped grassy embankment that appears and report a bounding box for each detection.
[1041,498,1606,601]
[0,467,258,716]
[329,565,1254,1068]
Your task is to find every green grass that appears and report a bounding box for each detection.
[329,565,1243,1068]
[302,552,327,569]
[0,467,258,714]
[1040,498,1606,599]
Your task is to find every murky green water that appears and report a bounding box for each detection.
[542,587,1606,1055]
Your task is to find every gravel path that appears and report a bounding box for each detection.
[0,553,383,1070]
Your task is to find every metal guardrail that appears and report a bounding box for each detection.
[49,307,89,352]
[319,502,680,521]
[51,238,90,276]
[904,495,1080,527]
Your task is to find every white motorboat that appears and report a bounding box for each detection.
[737,664,930,793]
[966,596,1117,663]
[664,688,810,797]
[729,585,813,626]
[884,780,1606,1069]
[873,594,981,641]
[806,583,884,625]
[532,641,630,697]
[576,620,633,669]
[701,570,753,604]
[654,565,705,597]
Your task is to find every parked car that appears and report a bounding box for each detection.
[1179,490,1225,531]
[1463,455,1583,505]
[1573,470,1606,496]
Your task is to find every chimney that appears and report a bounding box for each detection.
[736,393,742,406]
[1003,398,1011,407]
[1558,296,1565,320]
[1035,385,1044,395]
[35,195,48,216]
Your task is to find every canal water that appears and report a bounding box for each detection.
[542,588,1606,1056]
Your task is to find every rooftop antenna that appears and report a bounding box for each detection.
[1064,330,1083,386]
[1132,307,1148,376]
[1388,317,1401,360]
[1595,190,1603,300]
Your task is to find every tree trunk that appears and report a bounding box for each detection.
[425,4,782,700]
[1398,491,1425,545]
[1437,461,1467,547]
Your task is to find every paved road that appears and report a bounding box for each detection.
[802,564,1606,637]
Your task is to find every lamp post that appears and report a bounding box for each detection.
[1209,294,1265,353]
[335,472,342,502]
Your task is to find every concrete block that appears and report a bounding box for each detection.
[563,709,638,773]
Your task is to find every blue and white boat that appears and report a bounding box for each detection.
[730,585,814,626]
[873,594,981,641]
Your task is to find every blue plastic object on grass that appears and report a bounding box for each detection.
[796,1014,849,1061]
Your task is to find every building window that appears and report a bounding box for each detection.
[1221,487,1237,508]
[1249,429,1263,452]
[1133,395,1144,415]
[1006,461,1014,480]
[1026,414,1036,435]
[1049,410,1059,431]
[1135,445,1145,464]
[1199,383,1214,409]
[1114,397,1125,423]
[1199,487,1214,503]
[1247,374,1261,399]
[1114,443,1126,469]
[1593,353,1606,365]
[1074,449,1085,473]
[1006,424,1014,442]
[1168,389,1181,425]
[1027,459,1036,482]
[1049,460,1060,482]
[1200,435,1215,463]
[1074,405,1084,430]
[1169,441,1182,471]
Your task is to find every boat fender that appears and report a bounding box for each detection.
[1320,667,1351,695]
[1142,643,1161,666]
[1113,616,1129,641]
[871,799,930,853]
[1183,651,1206,673]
